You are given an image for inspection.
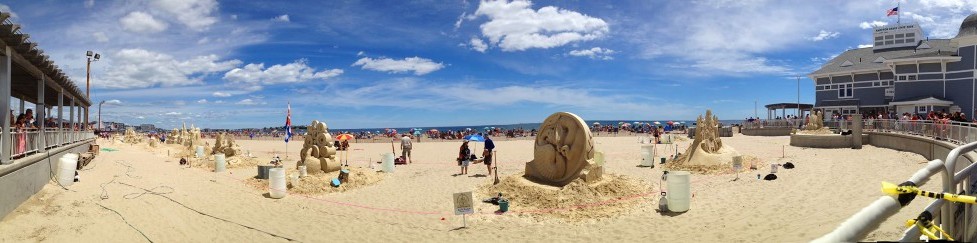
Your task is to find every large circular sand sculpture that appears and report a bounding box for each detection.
[669,109,740,171]
[299,120,340,173]
[211,132,242,157]
[122,127,142,144]
[524,112,602,186]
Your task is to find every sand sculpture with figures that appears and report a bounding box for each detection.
[671,109,740,169]
[212,132,242,157]
[797,110,833,135]
[299,120,340,173]
[524,112,603,186]
[122,127,142,144]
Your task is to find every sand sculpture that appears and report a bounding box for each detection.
[673,110,739,167]
[166,128,181,144]
[524,112,602,186]
[299,120,340,173]
[797,110,833,134]
[122,127,142,144]
[212,132,241,157]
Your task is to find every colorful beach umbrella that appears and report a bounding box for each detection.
[336,134,354,141]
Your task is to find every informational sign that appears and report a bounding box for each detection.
[732,156,743,172]
[453,191,474,215]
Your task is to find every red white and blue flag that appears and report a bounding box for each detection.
[887,7,899,16]
[284,102,292,143]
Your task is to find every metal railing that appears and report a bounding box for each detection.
[814,119,977,242]
[739,119,804,129]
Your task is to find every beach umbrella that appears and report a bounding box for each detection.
[336,134,354,141]
[593,122,600,125]
[465,134,486,152]
[667,121,674,125]
[654,121,661,125]
[429,129,439,133]
[622,123,631,127]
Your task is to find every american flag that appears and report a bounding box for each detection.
[284,102,292,143]
[887,7,898,17]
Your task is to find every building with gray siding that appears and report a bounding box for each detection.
[810,14,977,119]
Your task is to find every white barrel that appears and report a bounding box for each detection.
[195,146,204,158]
[268,168,287,199]
[594,151,606,166]
[214,154,226,172]
[666,171,691,212]
[58,154,79,187]
[640,145,654,166]
[381,153,395,173]
[298,165,308,177]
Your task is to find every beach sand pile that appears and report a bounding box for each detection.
[477,173,651,221]
[245,166,385,195]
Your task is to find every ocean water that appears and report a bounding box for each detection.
[330,119,744,134]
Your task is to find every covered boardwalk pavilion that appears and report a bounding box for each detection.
[765,103,814,119]
[0,12,95,218]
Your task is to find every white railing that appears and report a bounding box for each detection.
[815,120,977,242]
[5,128,93,162]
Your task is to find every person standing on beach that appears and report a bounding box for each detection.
[483,134,495,175]
[401,133,413,164]
[458,140,471,175]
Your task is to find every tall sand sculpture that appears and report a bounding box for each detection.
[212,132,241,157]
[299,120,340,173]
[122,127,142,144]
[525,112,603,186]
[673,109,739,167]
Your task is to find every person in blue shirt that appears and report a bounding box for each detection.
[483,134,495,175]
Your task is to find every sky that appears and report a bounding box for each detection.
[4,0,977,129]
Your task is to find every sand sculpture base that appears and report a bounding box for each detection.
[790,133,853,148]
[479,173,649,221]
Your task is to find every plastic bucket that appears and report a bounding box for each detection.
[666,171,691,212]
[499,199,509,212]
[58,154,79,187]
[640,145,654,167]
[214,154,226,172]
[268,168,287,199]
[195,146,204,158]
[381,153,395,173]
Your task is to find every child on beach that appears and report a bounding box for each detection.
[458,140,471,175]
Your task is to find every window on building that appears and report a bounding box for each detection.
[885,35,894,39]
[885,40,894,45]
[906,33,915,37]
[908,75,917,80]
[894,39,904,44]
[895,33,904,38]
[875,41,884,46]
[839,83,853,98]
[907,38,915,43]
[875,36,884,41]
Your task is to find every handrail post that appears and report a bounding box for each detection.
[940,141,977,238]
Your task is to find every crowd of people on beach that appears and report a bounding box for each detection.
[9,109,89,158]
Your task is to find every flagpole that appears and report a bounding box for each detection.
[897,1,901,25]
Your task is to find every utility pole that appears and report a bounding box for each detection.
[85,51,100,130]
[797,76,801,117]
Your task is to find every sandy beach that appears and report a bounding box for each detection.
[0,134,938,242]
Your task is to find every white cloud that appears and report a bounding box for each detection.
[92,32,109,43]
[352,57,445,75]
[136,116,145,119]
[810,30,840,41]
[454,12,467,30]
[857,44,873,48]
[223,59,343,85]
[85,0,95,8]
[236,99,257,105]
[197,99,208,104]
[101,48,242,89]
[165,112,182,116]
[151,0,219,31]
[273,14,290,22]
[120,11,168,33]
[568,47,615,60]
[212,91,231,97]
[0,4,17,19]
[104,99,122,105]
[470,0,609,51]
[859,21,888,29]
[469,38,488,53]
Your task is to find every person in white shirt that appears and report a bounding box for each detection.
[400,134,413,164]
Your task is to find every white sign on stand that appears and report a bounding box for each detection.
[453,191,474,228]
[732,156,743,180]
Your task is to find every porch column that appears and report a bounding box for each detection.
[69,98,74,143]
[37,76,45,152]
[18,98,23,116]
[57,89,62,145]
[0,46,10,165]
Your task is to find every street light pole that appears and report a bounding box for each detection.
[796,76,801,117]
[86,51,99,131]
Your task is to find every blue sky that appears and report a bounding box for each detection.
[4,0,977,129]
